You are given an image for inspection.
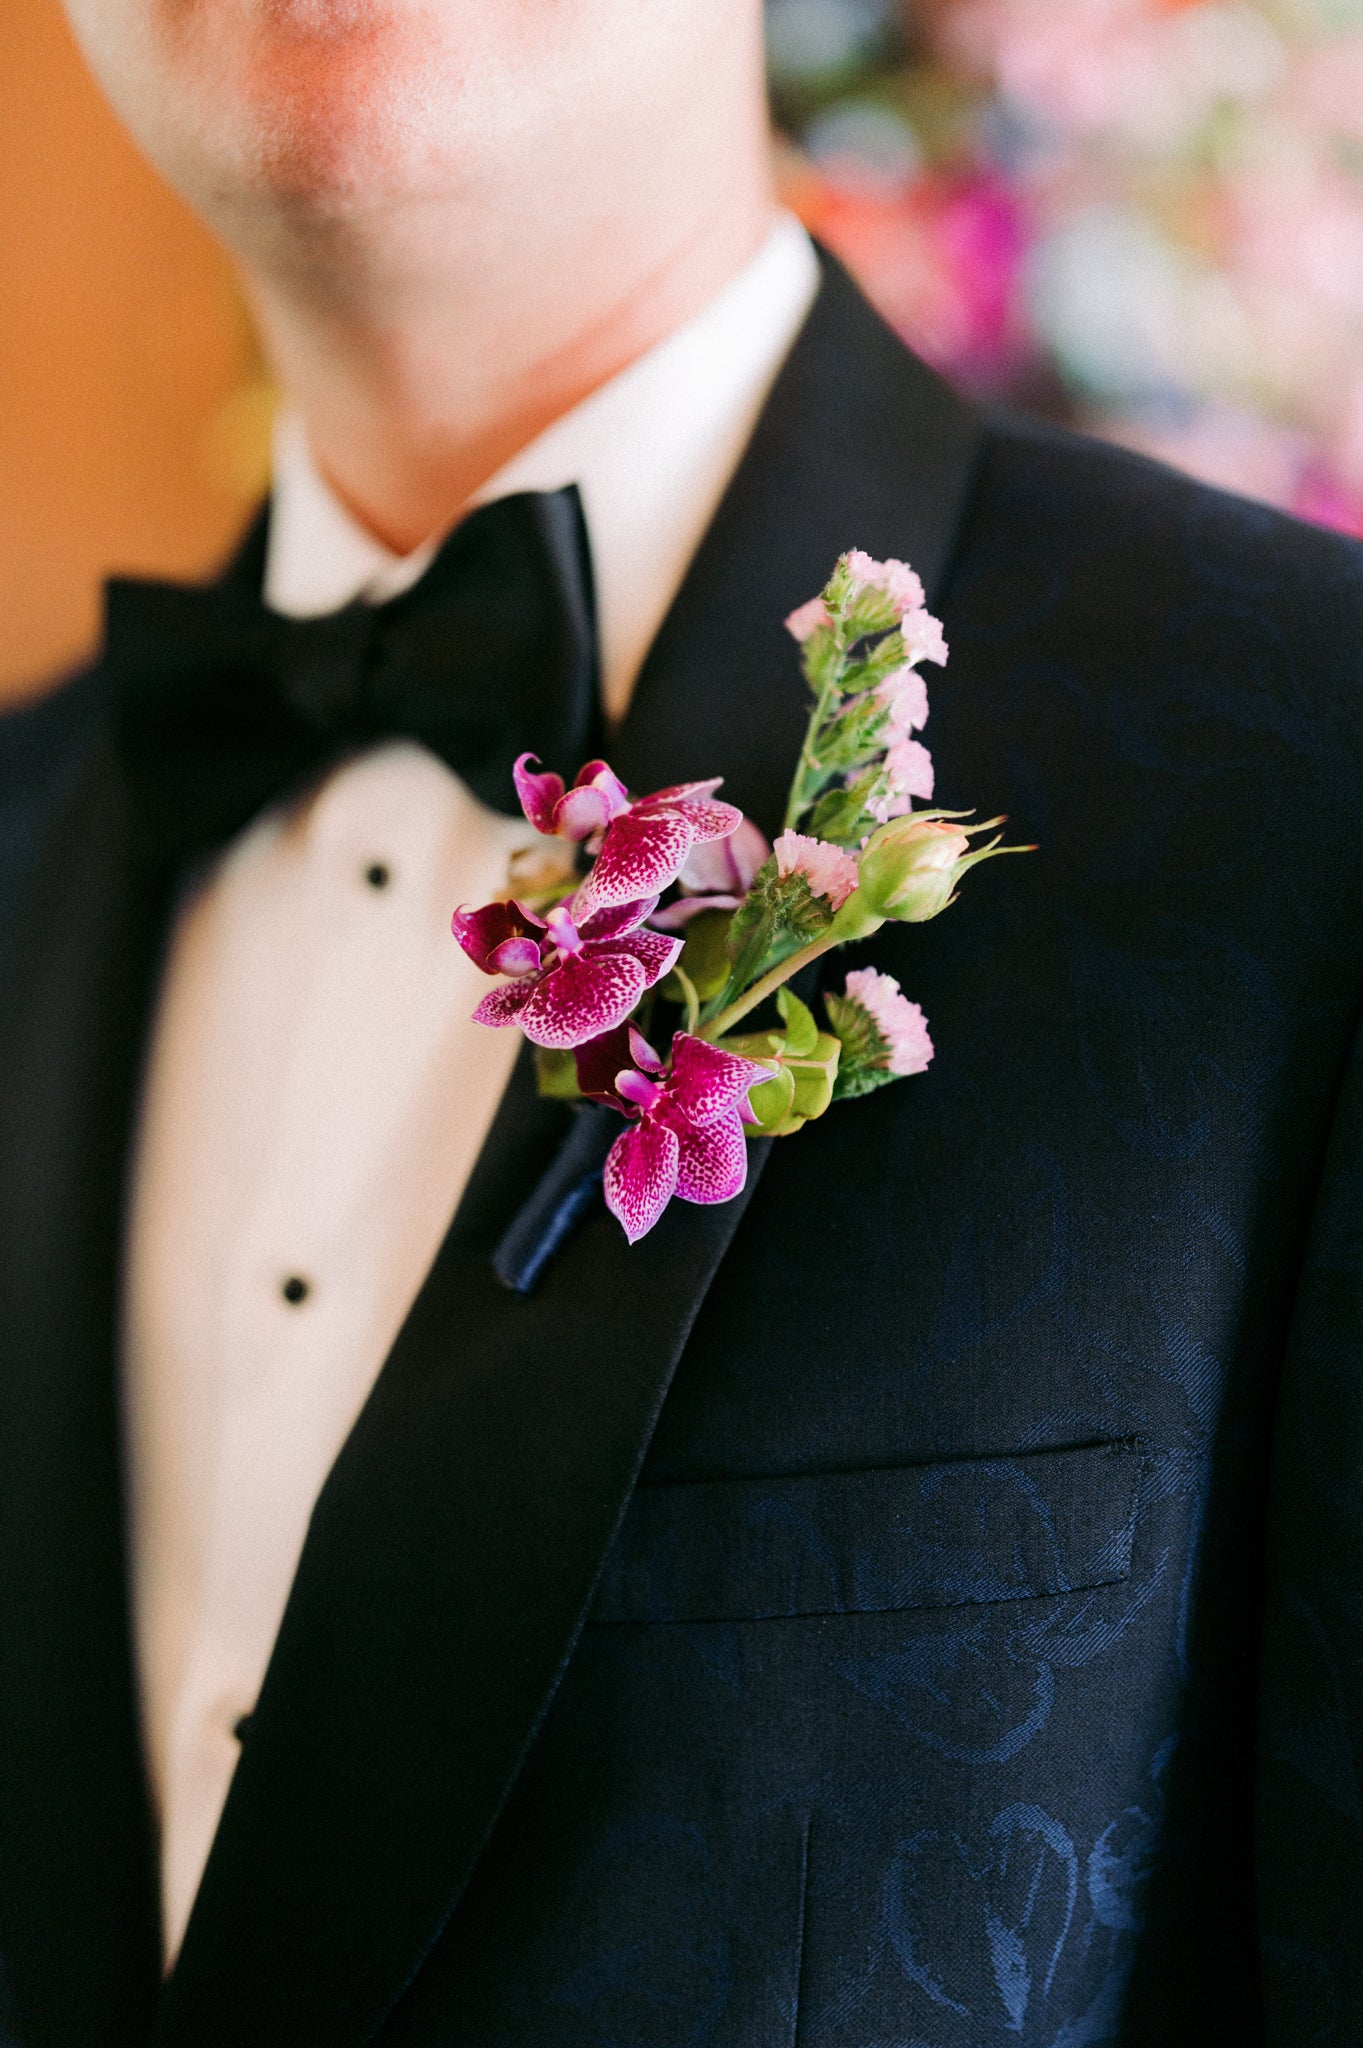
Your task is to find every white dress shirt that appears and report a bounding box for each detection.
[124,212,819,1964]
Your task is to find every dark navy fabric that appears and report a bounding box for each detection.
[1,262,1361,2045]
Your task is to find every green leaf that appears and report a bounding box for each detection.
[677,908,734,1001]
[776,986,819,1057]
[800,626,843,696]
[824,988,899,1100]
[814,695,891,773]
[719,1020,840,1137]
[806,775,878,847]
[788,1032,841,1123]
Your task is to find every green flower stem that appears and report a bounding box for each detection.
[782,635,849,832]
[671,964,701,1036]
[700,932,846,1040]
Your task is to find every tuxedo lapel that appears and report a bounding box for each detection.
[0,743,167,2046]
[154,257,984,2047]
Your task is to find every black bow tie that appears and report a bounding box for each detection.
[103,483,601,869]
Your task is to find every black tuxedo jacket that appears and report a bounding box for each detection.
[1,259,1361,2048]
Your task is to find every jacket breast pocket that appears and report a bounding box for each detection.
[589,1439,1142,1626]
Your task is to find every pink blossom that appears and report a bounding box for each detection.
[576,1027,773,1243]
[451,895,679,1050]
[844,551,926,620]
[573,778,743,920]
[867,736,935,822]
[877,666,930,735]
[514,755,631,842]
[842,967,934,1076]
[784,596,832,642]
[900,607,949,667]
[651,817,771,931]
[772,829,861,910]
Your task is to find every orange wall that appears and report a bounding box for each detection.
[0,0,268,704]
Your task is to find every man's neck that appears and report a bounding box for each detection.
[239,137,775,555]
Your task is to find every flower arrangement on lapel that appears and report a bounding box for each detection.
[452,551,1028,1241]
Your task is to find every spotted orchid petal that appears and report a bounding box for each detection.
[515,949,647,1049]
[668,1033,773,1126]
[603,926,683,989]
[603,1119,681,1244]
[451,900,541,975]
[571,760,631,813]
[512,754,566,835]
[574,809,696,916]
[576,895,661,943]
[471,979,537,1027]
[674,1111,749,1205]
[638,778,725,807]
[554,784,617,840]
[666,797,744,843]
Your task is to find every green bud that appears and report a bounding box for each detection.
[856,816,973,922]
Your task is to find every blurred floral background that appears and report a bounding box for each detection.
[772,0,1363,531]
[4,0,1363,701]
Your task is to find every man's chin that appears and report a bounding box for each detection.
[68,0,487,233]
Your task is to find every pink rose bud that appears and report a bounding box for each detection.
[856,816,973,923]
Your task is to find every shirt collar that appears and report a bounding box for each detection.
[264,212,819,722]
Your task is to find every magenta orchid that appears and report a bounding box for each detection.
[512,749,745,922]
[451,895,680,1050]
[573,779,745,920]
[452,547,1027,1248]
[651,817,771,930]
[513,755,632,843]
[576,1026,773,1244]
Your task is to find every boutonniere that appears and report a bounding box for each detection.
[453,550,1029,1243]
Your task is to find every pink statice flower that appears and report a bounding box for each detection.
[451,895,679,1050]
[842,968,934,1076]
[901,608,949,667]
[573,779,743,920]
[843,551,926,621]
[784,596,832,642]
[514,755,631,842]
[651,817,771,931]
[877,666,930,736]
[576,1026,772,1244]
[867,736,935,823]
[772,829,861,910]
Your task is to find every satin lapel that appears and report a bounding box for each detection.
[0,740,167,2046]
[155,259,985,2048]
